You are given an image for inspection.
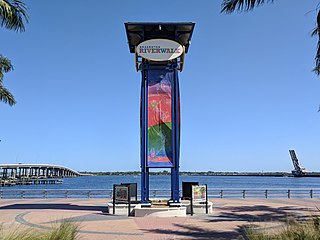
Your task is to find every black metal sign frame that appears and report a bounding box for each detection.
[121,182,137,202]
[113,184,131,216]
[190,184,208,216]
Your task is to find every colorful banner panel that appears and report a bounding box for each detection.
[147,70,174,167]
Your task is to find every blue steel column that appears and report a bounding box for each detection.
[140,66,149,203]
[171,64,180,202]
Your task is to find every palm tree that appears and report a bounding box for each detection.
[0,0,28,32]
[0,0,28,106]
[221,0,274,13]
[0,55,16,106]
[221,0,320,75]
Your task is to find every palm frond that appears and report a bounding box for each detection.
[311,27,318,37]
[221,0,274,14]
[0,55,13,73]
[0,0,29,32]
[313,10,320,75]
[0,85,16,106]
[0,55,13,83]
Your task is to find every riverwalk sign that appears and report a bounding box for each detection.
[137,39,184,61]
[125,22,195,203]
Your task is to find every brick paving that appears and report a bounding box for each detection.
[0,198,319,239]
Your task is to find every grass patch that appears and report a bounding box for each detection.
[0,221,79,240]
[245,217,320,240]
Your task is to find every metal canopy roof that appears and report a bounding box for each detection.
[124,22,195,54]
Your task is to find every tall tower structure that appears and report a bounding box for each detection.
[125,22,195,203]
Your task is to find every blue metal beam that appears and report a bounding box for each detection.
[171,66,180,202]
[140,67,149,203]
[140,62,180,203]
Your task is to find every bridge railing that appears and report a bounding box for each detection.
[0,188,320,199]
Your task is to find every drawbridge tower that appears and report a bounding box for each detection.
[289,150,306,177]
[125,22,195,203]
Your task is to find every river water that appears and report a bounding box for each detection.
[1,175,319,190]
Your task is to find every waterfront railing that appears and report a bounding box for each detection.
[208,188,319,199]
[0,188,320,199]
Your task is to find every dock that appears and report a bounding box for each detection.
[0,178,63,187]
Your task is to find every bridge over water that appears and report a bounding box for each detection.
[0,164,83,179]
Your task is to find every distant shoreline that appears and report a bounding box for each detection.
[79,171,320,177]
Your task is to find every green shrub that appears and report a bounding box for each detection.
[246,217,320,240]
[43,221,78,240]
[0,222,79,240]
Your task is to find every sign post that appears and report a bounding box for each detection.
[125,22,195,204]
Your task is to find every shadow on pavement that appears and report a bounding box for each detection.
[142,224,247,240]
[142,205,317,239]
[209,205,315,222]
[0,203,108,213]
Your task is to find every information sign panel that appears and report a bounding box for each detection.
[121,183,137,201]
[192,185,207,203]
[182,181,199,200]
[113,184,131,216]
[114,186,129,203]
[190,184,208,215]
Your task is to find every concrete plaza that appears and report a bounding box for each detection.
[0,198,319,239]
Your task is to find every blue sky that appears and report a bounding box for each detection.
[1,0,320,172]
